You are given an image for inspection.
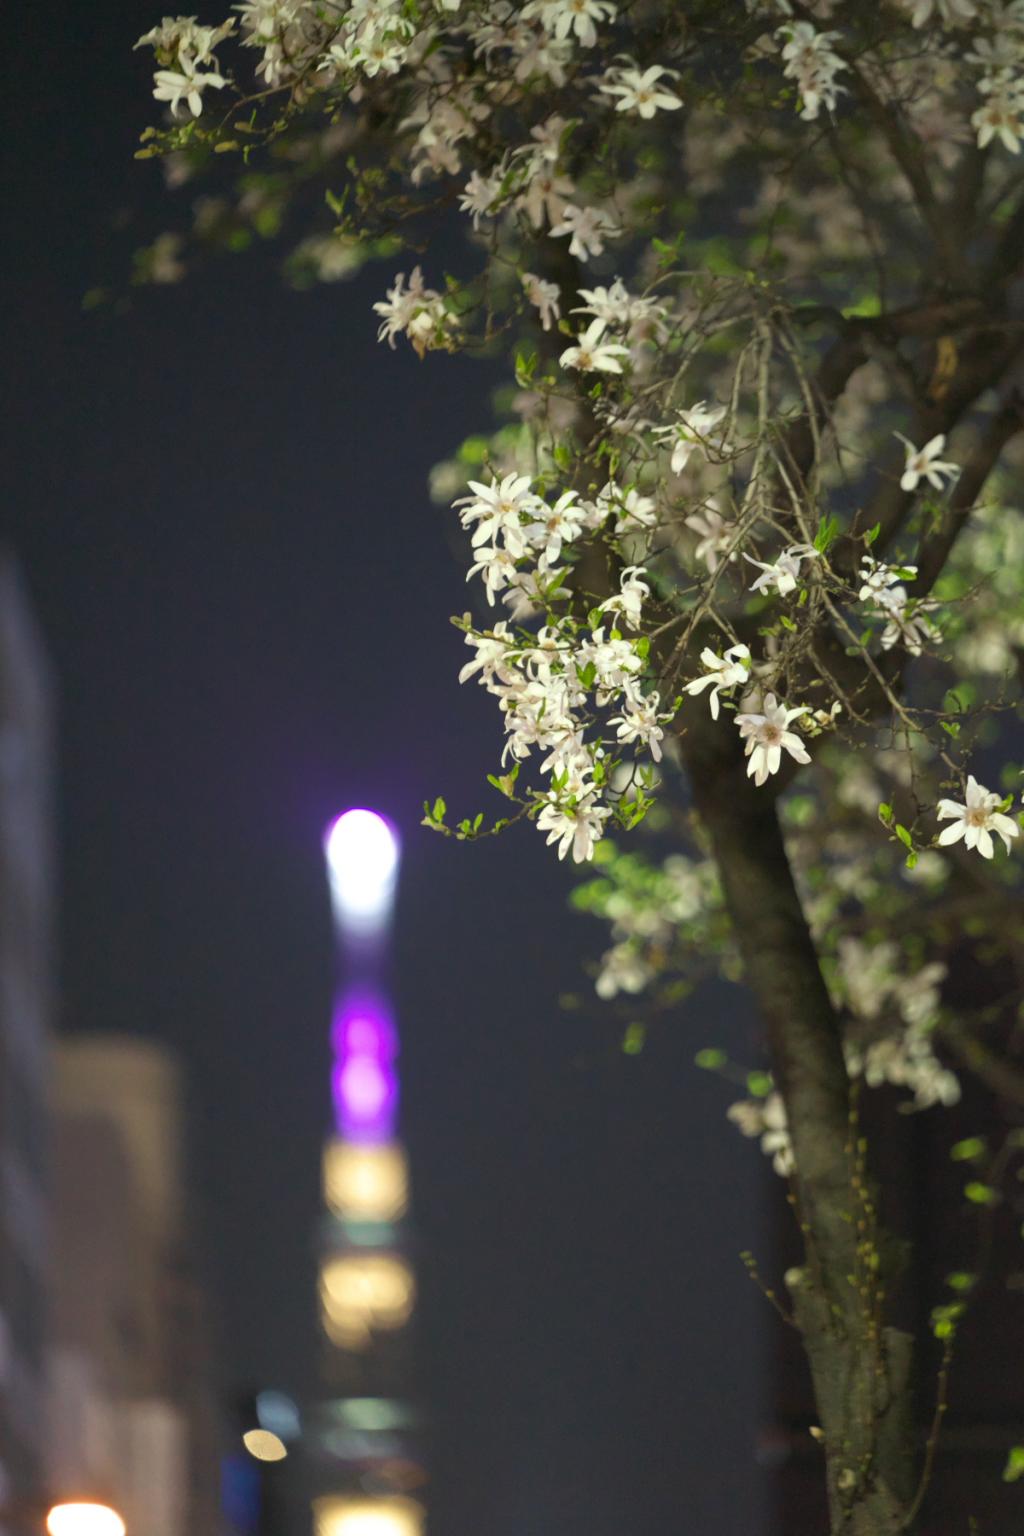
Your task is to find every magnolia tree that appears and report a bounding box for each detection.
[132,2,1024,1530]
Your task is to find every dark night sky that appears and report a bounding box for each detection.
[5,6,768,1531]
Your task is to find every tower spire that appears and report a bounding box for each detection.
[311,810,426,1536]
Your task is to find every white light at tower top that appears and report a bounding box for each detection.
[46,1509,126,1536]
[324,809,401,937]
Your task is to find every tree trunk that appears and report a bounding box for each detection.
[684,725,918,1534]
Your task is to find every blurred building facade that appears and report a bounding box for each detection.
[49,1035,223,1536]
[0,553,55,1535]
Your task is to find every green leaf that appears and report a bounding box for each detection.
[895,823,914,850]
[864,523,882,546]
[747,1071,773,1098]
[1003,1447,1024,1483]
[487,765,519,798]
[514,348,537,386]
[458,435,490,466]
[841,293,882,319]
[943,686,972,713]
[814,514,840,554]
[931,1301,965,1339]
[964,1181,1001,1207]
[622,1023,646,1056]
[950,1137,986,1162]
[695,1048,727,1071]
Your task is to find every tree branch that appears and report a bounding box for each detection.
[911,388,1024,596]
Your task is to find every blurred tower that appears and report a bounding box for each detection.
[309,811,426,1536]
[0,553,55,1536]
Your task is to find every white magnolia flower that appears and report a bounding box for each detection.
[858,557,939,655]
[598,63,683,118]
[356,31,413,78]
[683,643,751,719]
[537,790,611,862]
[592,482,658,533]
[936,775,1019,859]
[508,27,575,85]
[727,1093,794,1176]
[516,163,576,228]
[372,266,454,354]
[597,566,650,630]
[137,16,235,63]
[152,57,227,117]
[458,623,516,685]
[965,36,1020,74]
[896,432,959,492]
[685,504,735,572]
[137,17,192,54]
[458,168,503,227]
[520,626,572,683]
[744,543,817,597]
[902,0,978,26]
[896,961,947,1028]
[837,937,899,1022]
[521,272,561,331]
[576,627,644,702]
[549,203,620,260]
[559,319,631,374]
[522,0,617,48]
[572,278,633,326]
[735,694,811,786]
[877,588,940,656]
[503,565,571,621]
[860,1034,961,1109]
[454,473,540,554]
[465,543,519,604]
[858,556,917,602]
[653,402,726,473]
[572,280,668,348]
[496,668,584,766]
[526,490,587,564]
[972,84,1024,154]
[777,22,847,121]
[608,688,671,761]
[524,114,573,163]
[596,942,652,999]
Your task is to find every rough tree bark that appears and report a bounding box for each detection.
[685,718,917,1536]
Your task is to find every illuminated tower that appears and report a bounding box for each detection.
[310,811,427,1536]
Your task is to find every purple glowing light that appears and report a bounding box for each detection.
[323,809,400,938]
[330,993,397,1057]
[336,1057,393,1121]
[330,991,399,1143]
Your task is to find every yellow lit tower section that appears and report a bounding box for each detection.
[312,811,427,1536]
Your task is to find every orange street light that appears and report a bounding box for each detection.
[46,1504,126,1536]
